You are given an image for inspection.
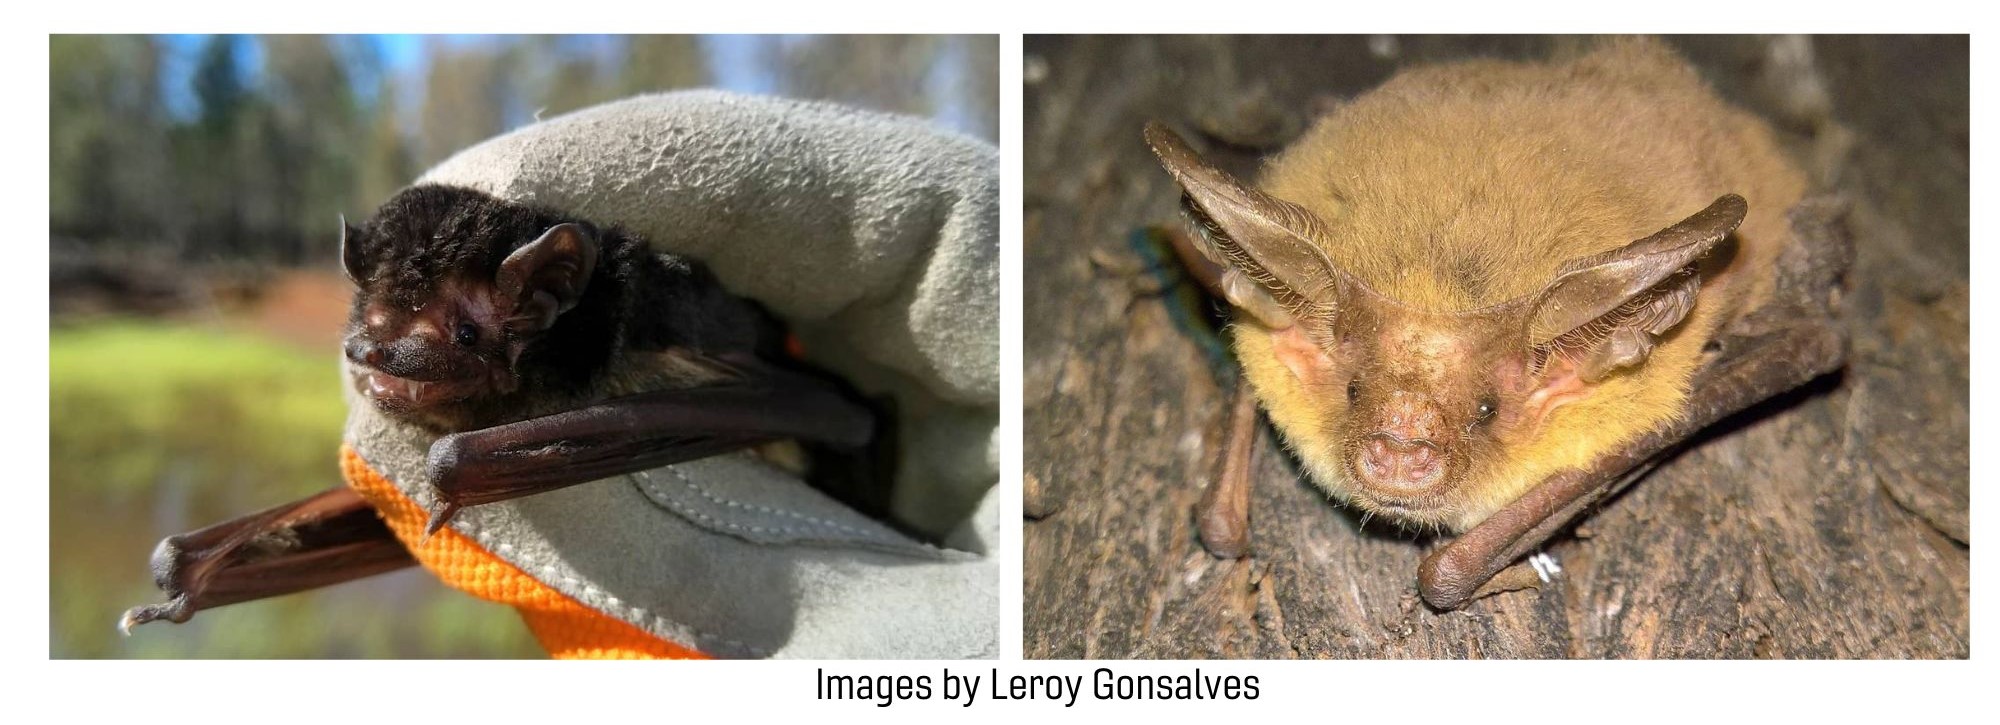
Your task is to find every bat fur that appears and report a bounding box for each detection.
[340,184,776,433]
[1155,38,1813,534]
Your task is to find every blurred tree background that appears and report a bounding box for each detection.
[49,34,998,659]
[52,34,997,268]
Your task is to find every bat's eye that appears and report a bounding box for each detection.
[1346,378,1361,404]
[454,322,479,347]
[1475,399,1498,420]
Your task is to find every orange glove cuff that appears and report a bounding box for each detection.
[340,445,708,660]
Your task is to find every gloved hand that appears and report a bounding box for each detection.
[342,90,998,659]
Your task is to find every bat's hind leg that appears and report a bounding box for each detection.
[120,486,412,632]
[1417,199,1852,610]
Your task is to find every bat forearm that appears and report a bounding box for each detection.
[121,486,412,631]
[1198,383,1259,558]
[1419,319,1847,609]
[425,373,878,528]
[140,533,414,619]
[431,429,767,508]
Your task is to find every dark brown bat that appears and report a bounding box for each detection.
[1144,39,1848,609]
[122,184,882,632]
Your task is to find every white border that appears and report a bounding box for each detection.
[15,1,1995,722]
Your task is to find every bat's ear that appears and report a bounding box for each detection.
[1526,194,1746,382]
[1144,121,1349,329]
[497,222,600,333]
[340,215,367,287]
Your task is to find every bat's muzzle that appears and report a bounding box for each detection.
[1356,433,1445,495]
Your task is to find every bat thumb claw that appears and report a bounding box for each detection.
[116,609,142,636]
[118,596,188,635]
[422,502,461,543]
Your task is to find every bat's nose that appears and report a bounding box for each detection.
[345,337,390,367]
[1356,433,1443,494]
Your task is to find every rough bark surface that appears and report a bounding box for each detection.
[1022,35,1968,659]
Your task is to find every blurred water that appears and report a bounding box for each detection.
[50,320,543,658]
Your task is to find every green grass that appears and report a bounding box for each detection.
[51,320,541,658]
